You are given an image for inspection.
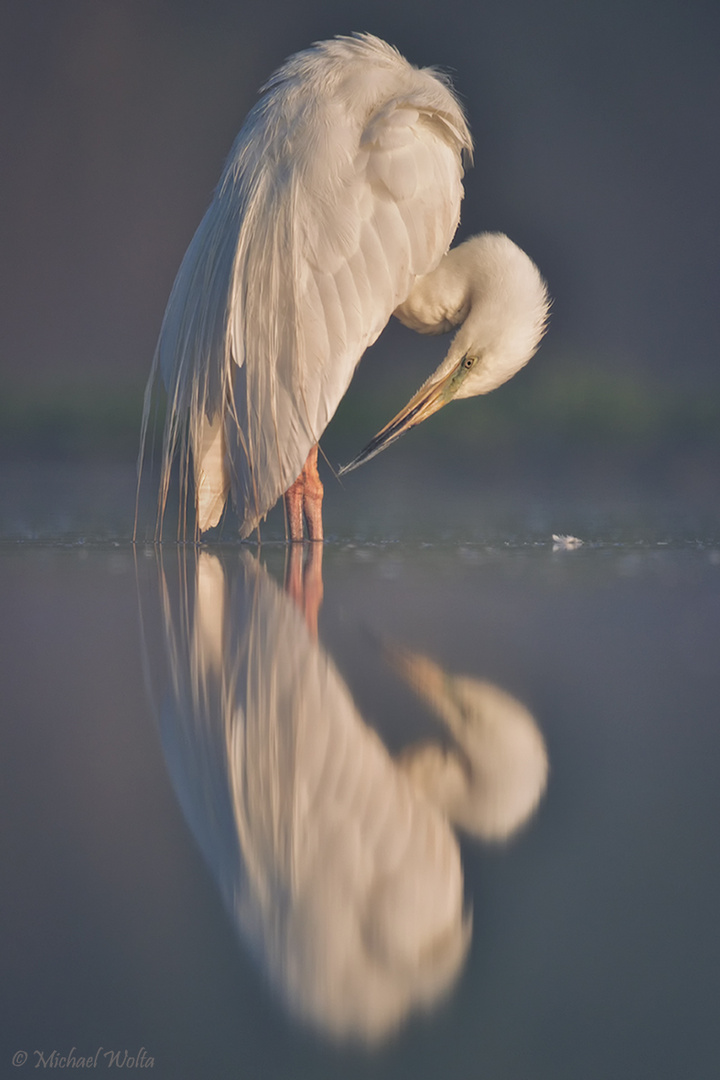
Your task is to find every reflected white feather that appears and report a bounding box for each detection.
[390,646,548,841]
[157,552,470,1042]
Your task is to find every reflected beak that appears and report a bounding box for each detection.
[338,365,458,475]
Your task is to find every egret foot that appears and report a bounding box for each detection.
[284,444,324,542]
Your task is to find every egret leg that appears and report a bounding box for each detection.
[285,542,324,636]
[283,444,324,542]
[284,476,305,542]
[302,444,324,542]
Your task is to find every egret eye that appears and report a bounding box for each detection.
[462,355,478,370]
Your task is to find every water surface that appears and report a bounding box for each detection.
[2,462,720,1078]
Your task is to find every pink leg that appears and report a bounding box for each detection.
[301,541,324,635]
[285,542,324,637]
[283,445,323,542]
[285,542,305,608]
[302,445,324,542]
[284,475,305,542]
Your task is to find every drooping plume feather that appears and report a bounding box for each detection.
[139,33,472,538]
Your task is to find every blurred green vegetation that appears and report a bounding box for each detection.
[328,362,720,462]
[0,382,149,459]
[1,364,718,463]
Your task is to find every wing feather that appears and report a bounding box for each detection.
[147,34,472,537]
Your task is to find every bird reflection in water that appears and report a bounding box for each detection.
[151,549,548,1042]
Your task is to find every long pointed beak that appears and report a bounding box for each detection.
[338,366,457,476]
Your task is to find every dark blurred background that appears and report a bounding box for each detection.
[1,0,719,499]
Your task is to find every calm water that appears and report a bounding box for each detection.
[2,461,720,1079]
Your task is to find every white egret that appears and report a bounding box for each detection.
[156,550,470,1042]
[152,550,547,1041]
[389,645,548,841]
[142,33,549,541]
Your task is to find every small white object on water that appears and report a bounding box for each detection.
[552,534,584,550]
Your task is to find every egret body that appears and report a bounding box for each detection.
[155,551,546,1039]
[142,34,549,541]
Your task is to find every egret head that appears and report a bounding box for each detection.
[339,234,550,474]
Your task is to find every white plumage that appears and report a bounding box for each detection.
[156,551,470,1041]
[153,550,547,1040]
[145,35,470,537]
[143,34,548,539]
